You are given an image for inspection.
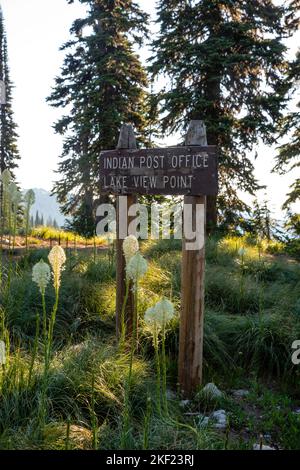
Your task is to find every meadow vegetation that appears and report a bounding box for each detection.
[0,234,299,450]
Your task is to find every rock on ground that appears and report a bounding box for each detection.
[201,383,224,399]
[253,444,276,450]
[211,410,227,429]
[198,409,227,430]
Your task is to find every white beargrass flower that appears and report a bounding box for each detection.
[123,235,139,264]
[0,340,6,365]
[238,247,246,257]
[126,252,148,282]
[32,259,51,294]
[144,306,157,326]
[48,245,66,291]
[153,298,175,327]
[144,299,175,329]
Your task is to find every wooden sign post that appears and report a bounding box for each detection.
[115,124,137,338]
[178,121,207,397]
[100,120,217,395]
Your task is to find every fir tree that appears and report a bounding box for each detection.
[48,0,150,237]
[150,0,299,231]
[284,211,300,237]
[35,210,40,227]
[250,198,277,240]
[274,50,300,210]
[0,7,19,175]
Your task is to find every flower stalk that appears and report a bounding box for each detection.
[32,246,66,428]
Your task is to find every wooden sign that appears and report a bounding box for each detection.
[99,146,218,196]
[106,121,217,398]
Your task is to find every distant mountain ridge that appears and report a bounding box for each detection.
[23,188,66,227]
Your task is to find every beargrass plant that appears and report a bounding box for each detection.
[120,235,139,348]
[0,173,22,291]
[9,182,22,253]
[143,299,201,444]
[24,189,35,255]
[32,245,66,428]
[120,235,148,449]
[144,298,175,415]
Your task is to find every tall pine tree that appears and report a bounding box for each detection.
[150,0,299,231]
[0,7,19,175]
[48,0,150,236]
[274,50,300,210]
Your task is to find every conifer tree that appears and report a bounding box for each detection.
[48,0,150,236]
[251,199,274,240]
[150,0,299,231]
[0,7,19,175]
[284,211,300,237]
[35,210,40,227]
[274,50,300,210]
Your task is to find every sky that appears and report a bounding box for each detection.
[1,0,299,219]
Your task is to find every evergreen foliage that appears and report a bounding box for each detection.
[48,0,151,236]
[150,0,299,230]
[0,7,20,175]
[274,50,300,210]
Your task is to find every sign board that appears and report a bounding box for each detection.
[100,146,218,196]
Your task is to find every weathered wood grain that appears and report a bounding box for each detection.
[115,124,137,339]
[178,120,207,397]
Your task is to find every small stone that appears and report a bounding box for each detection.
[232,389,250,398]
[201,383,224,400]
[253,444,275,451]
[210,409,227,430]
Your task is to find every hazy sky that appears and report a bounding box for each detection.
[1,0,299,218]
